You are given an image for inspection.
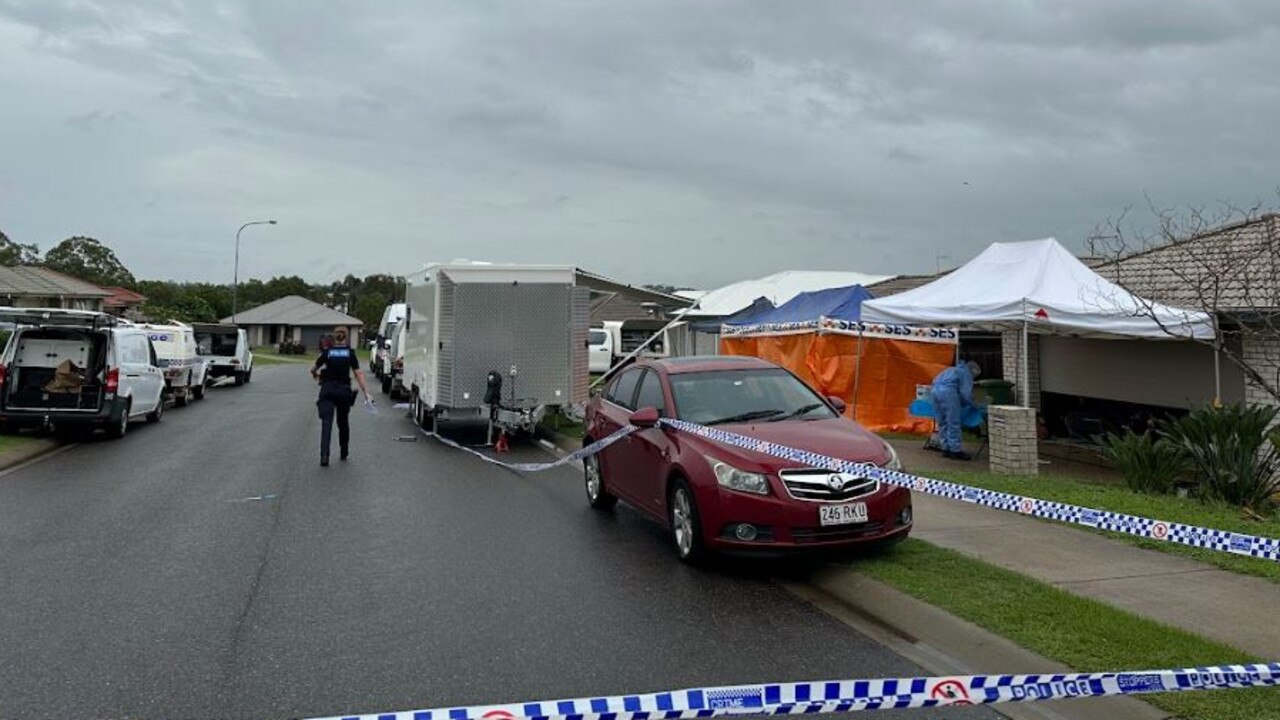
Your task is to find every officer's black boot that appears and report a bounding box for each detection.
[321,456,330,467]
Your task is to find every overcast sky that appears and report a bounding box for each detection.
[2,1,1278,289]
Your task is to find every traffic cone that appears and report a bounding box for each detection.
[494,431,510,453]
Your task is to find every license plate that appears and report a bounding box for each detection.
[819,502,868,526]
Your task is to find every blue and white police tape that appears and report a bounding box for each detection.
[308,662,1280,719]
[419,425,637,473]
[659,418,1280,562]
[413,414,1280,562]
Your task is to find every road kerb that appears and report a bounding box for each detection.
[783,568,1172,720]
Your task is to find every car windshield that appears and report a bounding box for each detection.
[195,332,238,356]
[668,368,836,425]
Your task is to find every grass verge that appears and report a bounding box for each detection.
[253,351,309,366]
[934,469,1280,583]
[541,413,585,440]
[855,539,1278,720]
[0,433,41,455]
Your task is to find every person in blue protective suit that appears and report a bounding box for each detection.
[930,360,982,460]
[310,327,371,466]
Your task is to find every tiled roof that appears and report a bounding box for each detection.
[101,286,147,308]
[1092,214,1280,312]
[0,266,112,298]
[221,295,363,326]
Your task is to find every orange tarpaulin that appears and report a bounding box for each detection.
[721,331,954,432]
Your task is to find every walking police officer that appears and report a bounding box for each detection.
[311,326,371,466]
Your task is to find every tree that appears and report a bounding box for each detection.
[0,229,40,266]
[43,236,135,287]
[1088,200,1280,405]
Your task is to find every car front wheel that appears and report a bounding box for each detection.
[668,479,706,564]
[584,451,617,510]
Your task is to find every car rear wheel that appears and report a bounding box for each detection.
[381,375,392,395]
[584,451,617,510]
[193,383,205,400]
[668,479,706,564]
[234,372,245,387]
[109,401,131,439]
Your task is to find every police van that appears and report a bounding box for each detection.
[137,322,209,406]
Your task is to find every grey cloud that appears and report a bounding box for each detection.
[1,0,1278,289]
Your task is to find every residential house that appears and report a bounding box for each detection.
[0,266,110,311]
[222,295,363,350]
[1092,213,1279,413]
[574,269,693,324]
[101,286,147,320]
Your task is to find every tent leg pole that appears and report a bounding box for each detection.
[852,332,863,422]
[1214,345,1222,405]
[1021,321,1030,408]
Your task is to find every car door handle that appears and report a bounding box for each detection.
[125,374,140,378]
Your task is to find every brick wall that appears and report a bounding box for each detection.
[1000,330,1041,408]
[1242,333,1280,420]
[988,405,1038,475]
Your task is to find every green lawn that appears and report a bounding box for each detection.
[855,539,1279,720]
[934,470,1280,583]
[253,350,311,365]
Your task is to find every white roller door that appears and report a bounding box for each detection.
[1039,336,1243,409]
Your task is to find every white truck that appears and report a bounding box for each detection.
[372,302,406,381]
[138,322,209,406]
[402,263,589,438]
[591,319,676,375]
[380,319,408,399]
[193,323,254,386]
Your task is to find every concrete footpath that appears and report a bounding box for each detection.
[910,484,1280,659]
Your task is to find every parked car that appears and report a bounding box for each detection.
[373,302,406,380]
[138,322,209,406]
[0,308,165,438]
[193,324,254,386]
[582,356,910,563]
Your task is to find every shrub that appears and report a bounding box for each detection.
[1101,430,1187,495]
[1159,404,1280,512]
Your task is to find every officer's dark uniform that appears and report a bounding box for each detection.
[314,344,360,464]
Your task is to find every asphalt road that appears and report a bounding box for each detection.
[0,365,1001,720]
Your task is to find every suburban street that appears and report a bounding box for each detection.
[0,366,1001,720]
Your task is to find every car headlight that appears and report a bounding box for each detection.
[881,441,903,472]
[711,460,770,495]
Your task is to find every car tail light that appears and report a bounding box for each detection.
[106,368,120,392]
[231,359,240,365]
[0,363,7,392]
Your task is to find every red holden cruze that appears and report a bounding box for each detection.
[583,356,912,563]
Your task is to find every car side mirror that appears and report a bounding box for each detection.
[630,406,660,428]
[827,396,847,414]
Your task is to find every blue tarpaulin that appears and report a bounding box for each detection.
[691,296,775,332]
[724,285,873,326]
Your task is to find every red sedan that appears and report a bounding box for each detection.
[584,356,912,562]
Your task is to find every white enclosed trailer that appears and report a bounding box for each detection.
[403,263,589,436]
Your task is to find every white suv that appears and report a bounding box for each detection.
[0,308,165,439]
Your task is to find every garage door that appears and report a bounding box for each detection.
[1039,336,1243,409]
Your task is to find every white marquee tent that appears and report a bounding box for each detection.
[860,238,1216,405]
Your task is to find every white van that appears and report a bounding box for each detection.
[193,324,254,386]
[138,322,209,406]
[373,303,406,380]
[0,308,165,438]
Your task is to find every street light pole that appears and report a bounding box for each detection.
[232,219,277,325]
